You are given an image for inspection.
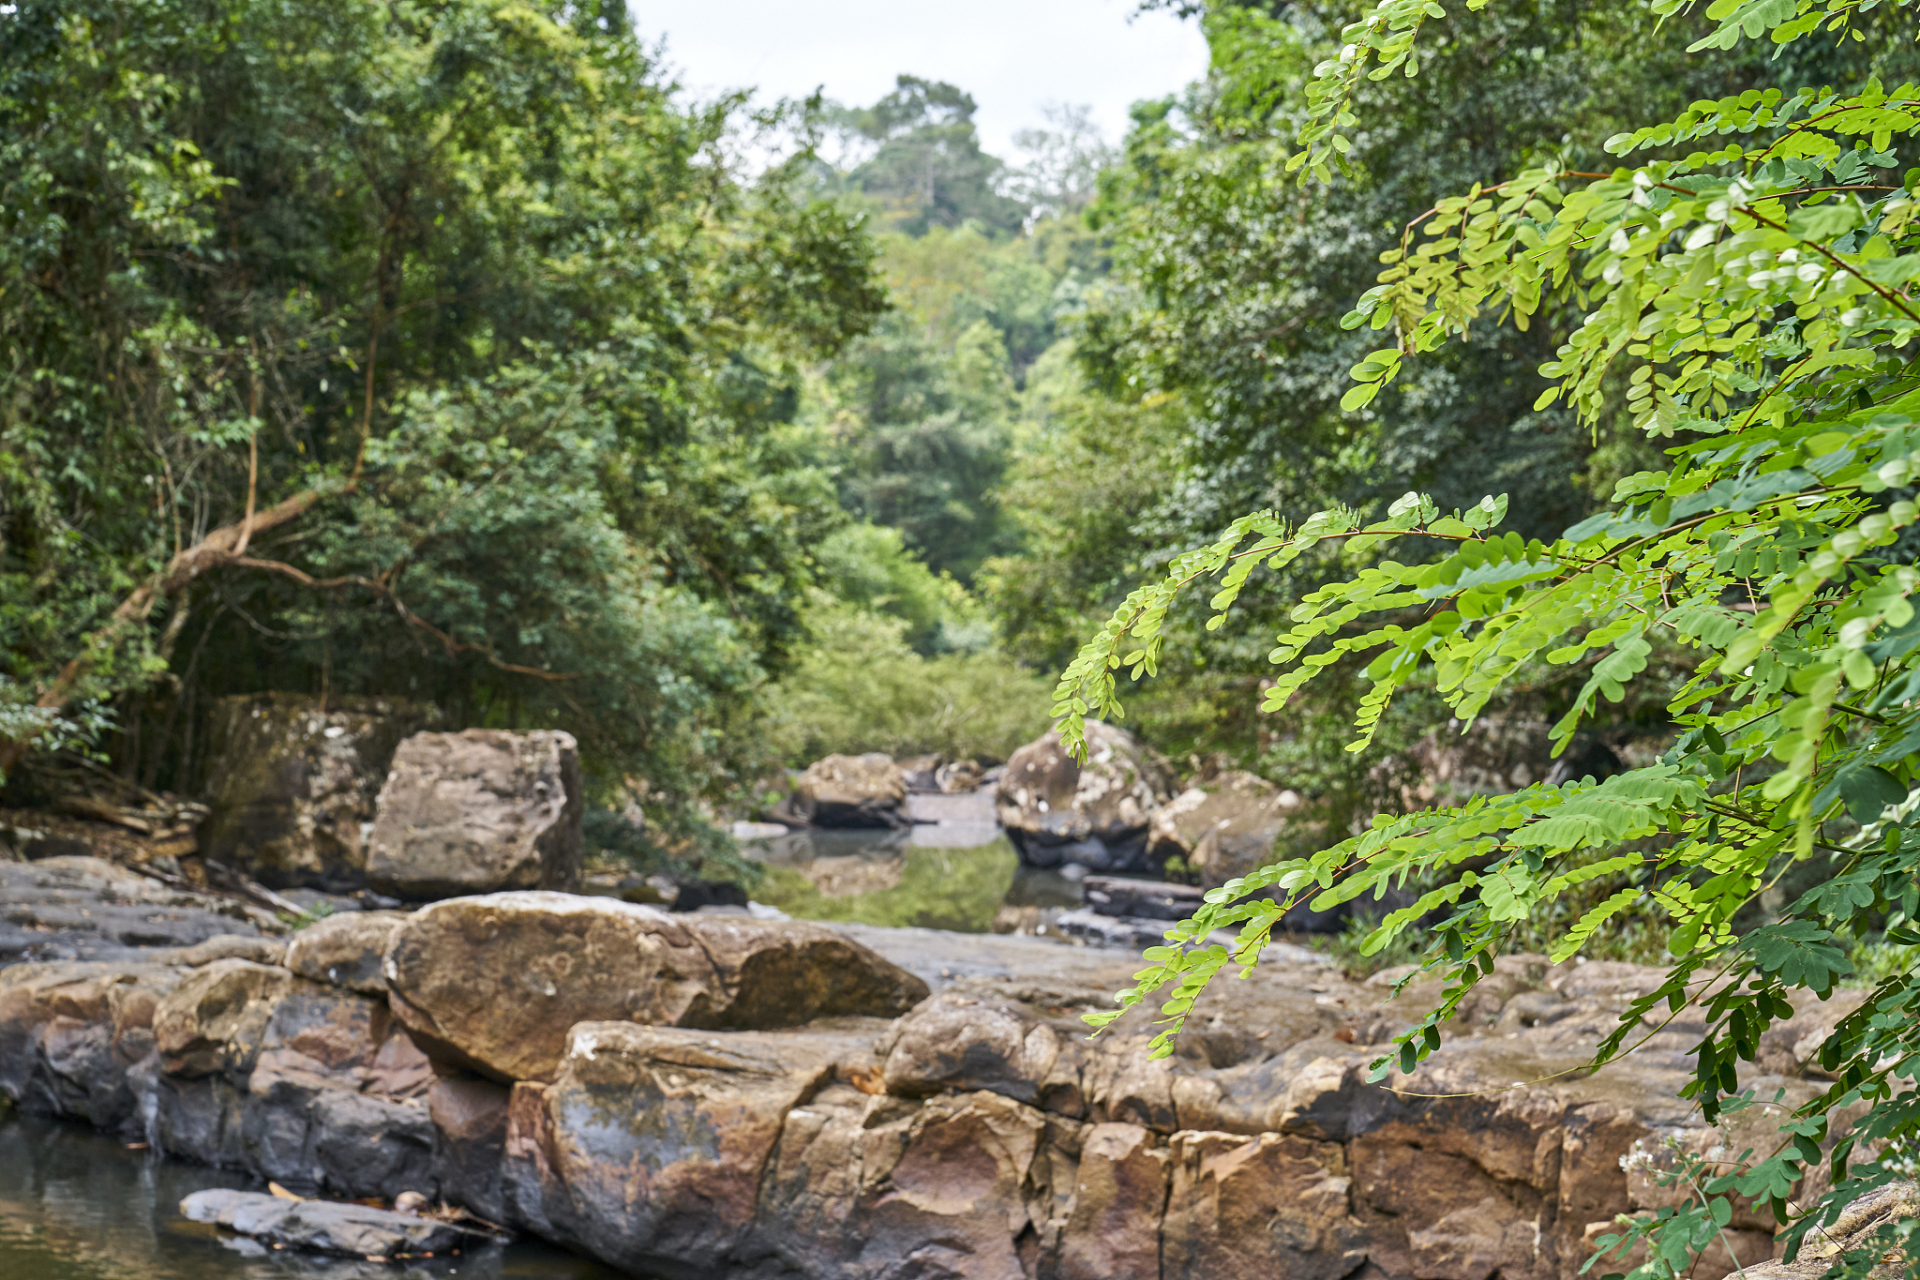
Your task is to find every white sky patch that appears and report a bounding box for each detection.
[627,0,1211,159]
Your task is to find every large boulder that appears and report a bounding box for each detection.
[505,1021,887,1272]
[1147,770,1316,886]
[365,729,583,899]
[199,692,439,890]
[995,721,1176,872]
[382,892,930,1082]
[785,753,910,829]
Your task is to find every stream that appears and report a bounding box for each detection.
[0,1113,624,1280]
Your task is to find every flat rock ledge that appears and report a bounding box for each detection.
[0,874,1877,1280]
[180,1188,484,1258]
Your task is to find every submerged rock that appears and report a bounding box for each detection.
[995,721,1176,873]
[199,692,439,891]
[179,1188,482,1258]
[382,891,929,1082]
[365,730,583,900]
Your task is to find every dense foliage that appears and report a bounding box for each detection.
[0,0,885,838]
[1059,0,1920,1272]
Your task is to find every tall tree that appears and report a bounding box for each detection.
[833,75,1028,236]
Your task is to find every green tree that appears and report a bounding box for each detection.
[1060,0,1920,1271]
[832,75,1028,237]
[0,0,884,834]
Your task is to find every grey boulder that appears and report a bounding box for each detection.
[365,729,582,900]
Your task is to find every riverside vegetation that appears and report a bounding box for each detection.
[8,0,1920,1277]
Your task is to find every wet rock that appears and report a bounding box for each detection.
[383,892,928,1082]
[0,856,277,964]
[995,721,1175,872]
[785,753,910,829]
[0,959,182,1134]
[365,729,583,900]
[284,911,409,994]
[152,971,439,1200]
[199,693,440,891]
[179,1188,481,1258]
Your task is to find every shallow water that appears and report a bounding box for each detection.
[0,1112,624,1280]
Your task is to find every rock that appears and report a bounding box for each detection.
[935,759,985,793]
[895,753,944,793]
[284,911,409,994]
[1739,1181,1919,1280]
[1381,714,1625,812]
[365,730,583,900]
[1052,907,1180,950]
[158,934,289,968]
[995,721,1175,872]
[151,970,439,1200]
[1162,1131,1364,1280]
[1082,875,1205,921]
[178,1188,481,1258]
[0,856,278,964]
[505,1021,885,1271]
[430,1076,513,1224]
[199,692,439,891]
[786,753,910,829]
[153,959,296,1078]
[0,960,183,1134]
[1147,770,1316,886]
[383,892,929,1082]
[1057,1122,1169,1279]
[881,990,1077,1109]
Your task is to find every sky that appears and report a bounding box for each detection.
[625,0,1212,161]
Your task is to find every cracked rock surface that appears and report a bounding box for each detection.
[0,882,1871,1280]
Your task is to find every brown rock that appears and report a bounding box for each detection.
[880,989,1069,1106]
[284,911,409,994]
[383,892,928,1082]
[153,959,295,1078]
[366,730,583,899]
[1147,770,1317,887]
[788,753,909,829]
[1058,1122,1169,1280]
[0,960,183,1132]
[1162,1130,1363,1280]
[504,1021,885,1271]
[199,692,439,890]
[995,721,1176,873]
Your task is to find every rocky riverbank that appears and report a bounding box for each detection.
[0,854,1866,1280]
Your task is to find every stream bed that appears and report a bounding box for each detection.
[0,1112,624,1280]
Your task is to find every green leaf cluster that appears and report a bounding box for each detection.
[1061,0,1920,1273]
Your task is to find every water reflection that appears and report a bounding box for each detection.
[0,1112,622,1280]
